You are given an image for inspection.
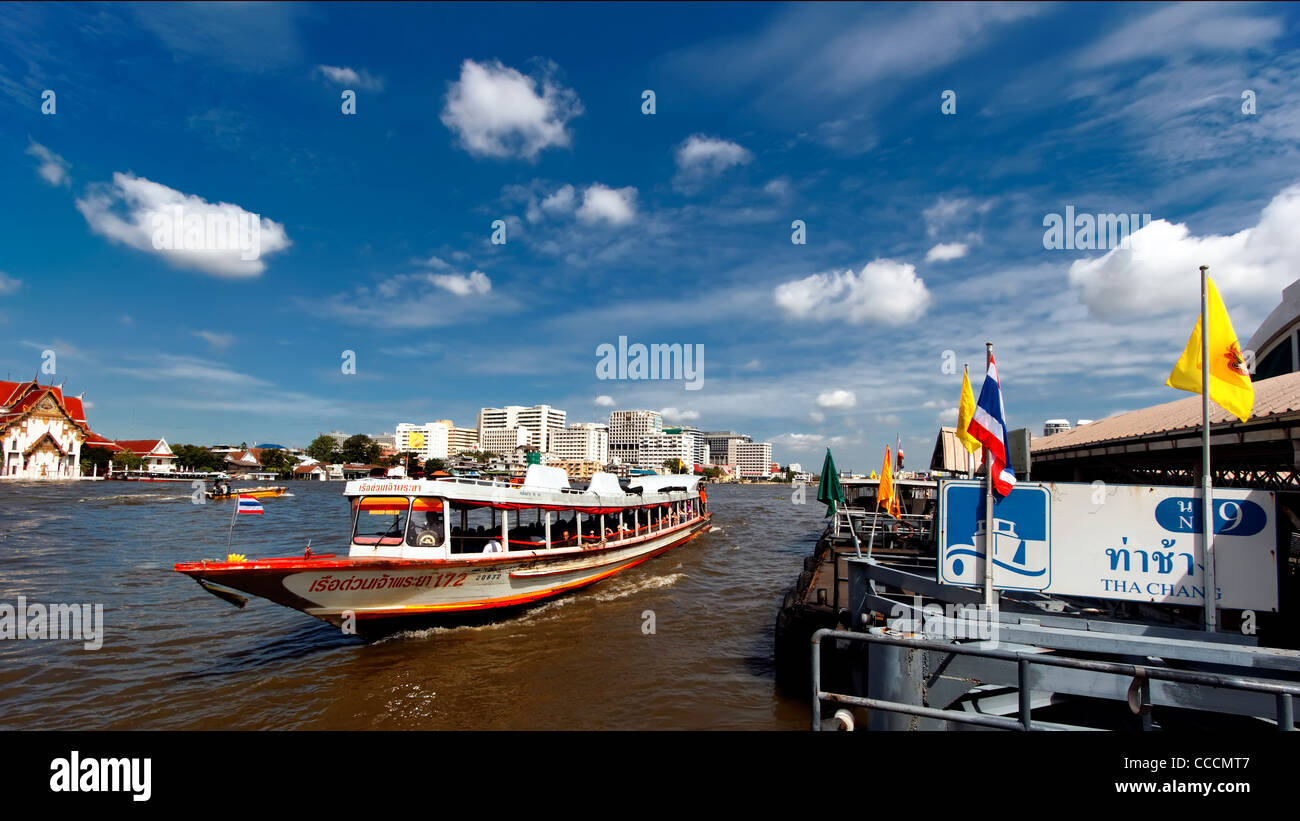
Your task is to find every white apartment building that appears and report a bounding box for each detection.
[609,409,662,464]
[395,422,450,461]
[480,426,530,454]
[703,431,751,466]
[735,441,774,478]
[478,405,566,452]
[636,432,696,471]
[551,422,609,464]
[434,419,480,454]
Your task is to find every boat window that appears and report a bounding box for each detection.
[353,496,410,546]
[406,497,445,547]
[448,501,498,554]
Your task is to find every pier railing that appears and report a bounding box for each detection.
[811,628,1300,731]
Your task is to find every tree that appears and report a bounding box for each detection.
[306,435,341,463]
[81,446,114,475]
[114,450,144,471]
[173,444,224,472]
[259,448,298,477]
[340,434,379,465]
[423,457,447,475]
[662,458,687,474]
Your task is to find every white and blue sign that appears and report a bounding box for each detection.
[938,480,1278,611]
[940,483,1051,591]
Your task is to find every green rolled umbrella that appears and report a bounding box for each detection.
[817,448,845,516]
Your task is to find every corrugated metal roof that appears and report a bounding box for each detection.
[1034,371,1300,454]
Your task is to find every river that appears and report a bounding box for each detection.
[0,480,824,729]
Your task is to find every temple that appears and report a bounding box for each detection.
[0,378,91,479]
[0,377,173,479]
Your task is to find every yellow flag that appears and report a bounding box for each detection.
[956,365,981,454]
[879,446,899,517]
[1166,276,1254,422]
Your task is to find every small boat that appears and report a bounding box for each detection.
[206,485,288,500]
[176,466,711,635]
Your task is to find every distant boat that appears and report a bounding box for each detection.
[206,485,288,501]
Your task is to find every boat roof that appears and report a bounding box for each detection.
[344,465,700,512]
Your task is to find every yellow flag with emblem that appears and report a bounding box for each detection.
[1166,276,1254,422]
[955,365,981,453]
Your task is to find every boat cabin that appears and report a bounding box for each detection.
[345,465,706,561]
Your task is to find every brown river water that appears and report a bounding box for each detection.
[0,480,824,729]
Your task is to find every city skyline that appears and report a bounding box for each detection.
[3,3,1300,470]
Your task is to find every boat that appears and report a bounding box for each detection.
[175,465,712,635]
[205,485,289,500]
[113,470,230,483]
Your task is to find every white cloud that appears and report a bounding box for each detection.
[316,65,384,91]
[925,242,968,262]
[440,59,583,160]
[808,411,825,424]
[74,172,291,278]
[594,394,616,407]
[1074,4,1283,70]
[816,389,857,410]
[318,271,503,328]
[937,407,959,424]
[541,184,576,214]
[422,255,449,269]
[577,184,637,226]
[193,330,234,350]
[1068,183,1300,318]
[0,272,20,295]
[430,270,491,296]
[775,259,930,324]
[26,140,70,187]
[659,407,700,424]
[674,135,752,189]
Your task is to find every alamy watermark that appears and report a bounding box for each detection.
[887,595,999,648]
[1043,206,1152,251]
[595,336,703,390]
[152,205,262,261]
[0,596,103,650]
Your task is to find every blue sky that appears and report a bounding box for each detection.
[2,2,1300,471]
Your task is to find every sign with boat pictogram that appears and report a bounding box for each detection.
[938,480,1278,610]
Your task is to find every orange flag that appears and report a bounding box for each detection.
[879,446,900,517]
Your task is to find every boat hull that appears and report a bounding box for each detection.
[176,514,711,632]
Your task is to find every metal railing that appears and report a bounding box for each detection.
[811,628,1300,731]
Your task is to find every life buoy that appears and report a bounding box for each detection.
[890,519,915,537]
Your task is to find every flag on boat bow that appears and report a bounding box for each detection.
[966,354,1017,497]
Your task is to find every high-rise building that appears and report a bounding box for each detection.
[480,426,530,454]
[664,426,708,467]
[551,423,609,464]
[396,422,450,460]
[702,431,751,466]
[609,410,662,464]
[478,405,566,452]
[735,441,773,478]
[435,419,480,454]
[636,433,694,471]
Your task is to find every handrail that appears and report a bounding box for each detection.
[811,628,1300,731]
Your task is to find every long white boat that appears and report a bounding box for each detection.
[175,465,712,634]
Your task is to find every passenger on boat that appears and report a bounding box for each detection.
[482,538,502,553]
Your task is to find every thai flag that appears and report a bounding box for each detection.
[966,354,1017,497]
[237,495,264,515]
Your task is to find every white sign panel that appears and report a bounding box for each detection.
[938,480,1277,611]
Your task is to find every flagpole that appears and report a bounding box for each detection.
[226,493,239,554]
[1201,265,1217,632]
[983,342,995,610]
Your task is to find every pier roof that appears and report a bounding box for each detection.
[1030,371,1300,489]
[1035,371,1300,454]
